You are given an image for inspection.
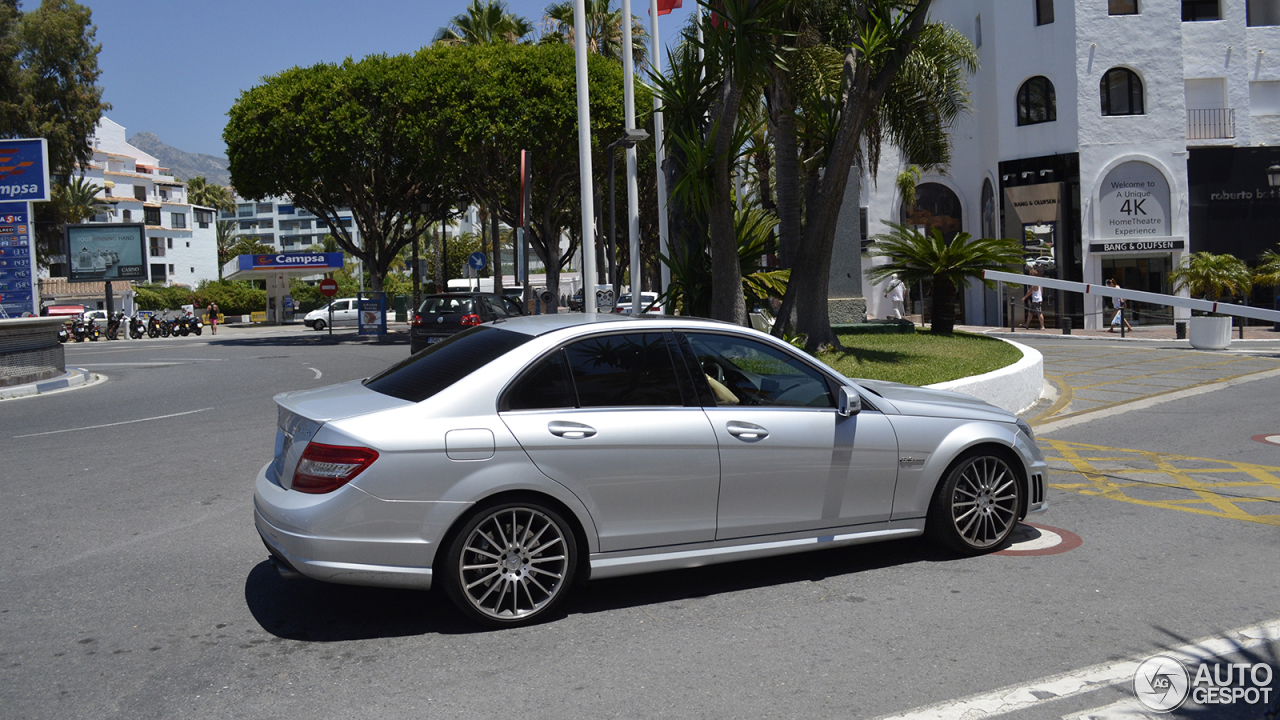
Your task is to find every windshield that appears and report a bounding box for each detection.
[363,326,531,402]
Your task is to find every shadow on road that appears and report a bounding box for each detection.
[244,537,957,640]
[210,334,408,348]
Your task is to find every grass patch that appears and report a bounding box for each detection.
[815,328,1022,386]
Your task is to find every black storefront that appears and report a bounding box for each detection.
[998,153,1083,328]
[1189,146,1280,314]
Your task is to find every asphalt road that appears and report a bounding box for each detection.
[1,328,1277,719]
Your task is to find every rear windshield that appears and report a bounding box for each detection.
[419,296,475,314]
[363,326,531,402]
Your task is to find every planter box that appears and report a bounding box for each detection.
[1188,315,1231,350]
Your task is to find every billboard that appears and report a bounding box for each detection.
[65,224,147,281]
[0,139,50,203]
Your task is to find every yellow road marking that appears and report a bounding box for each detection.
[1042,439,1280,527]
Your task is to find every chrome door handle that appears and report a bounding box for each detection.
[548,421,597,439]
[726,421,768,441]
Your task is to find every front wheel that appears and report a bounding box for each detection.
[442,501,577,627]
[926,450,1022,555]
[312,319,326,332]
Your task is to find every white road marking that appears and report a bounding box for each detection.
[874,618,1280,720]
[14,408,214,438]
[1006,527,1062,551]
[1036,366,1280,436]
[308,367,322,379]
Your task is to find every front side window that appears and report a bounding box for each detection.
[1101,68,1145,116]
[682,333,834,409]
[1109,0,1138,14]
[1017,76,1057,126]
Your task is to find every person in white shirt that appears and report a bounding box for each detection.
[1022,269,1045,330]
[884,274,906,319]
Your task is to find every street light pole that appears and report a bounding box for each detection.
[573,0,597,315]
[621,0,641,317]
[649,0,670,303]
[606,129,651,315]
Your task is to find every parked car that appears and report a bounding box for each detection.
[409,292,526,353]
[255,314,1048,627]
[614,292,662,315]
[304,298,391,331]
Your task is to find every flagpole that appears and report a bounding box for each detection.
[649,0,670,302]
[621,0,642,316]
[573,0,597,315]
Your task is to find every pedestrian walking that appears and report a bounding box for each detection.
[207,301,219,335]
[1105,278,1133,332]
[1022,269,1045,330]
[884,274,906,319]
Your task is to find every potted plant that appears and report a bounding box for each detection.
[1170,252,1252,349]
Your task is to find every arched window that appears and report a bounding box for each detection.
[900,182,963,241]
[1017,76,1056,126]
[1101,68,1144,116]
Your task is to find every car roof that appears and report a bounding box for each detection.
[492,313,741,337]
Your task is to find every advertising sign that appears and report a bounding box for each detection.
[0,201,35,316]
[1098,162,1171,239]
[229,252,344,274]
[65,223,147,281]
[1003,183,1062,274]
[0,139,50,203]
[357,294,386,336]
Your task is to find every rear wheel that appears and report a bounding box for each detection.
[927,450,1022,555]
[442,500,577,627]
[312,319,326,331]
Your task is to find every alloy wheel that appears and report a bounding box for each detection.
[454,506,571,623]
[948,456,1019,549]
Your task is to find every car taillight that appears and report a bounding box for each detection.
[461,313,482,326]
[412,313,423,327]
[292,442,379,494]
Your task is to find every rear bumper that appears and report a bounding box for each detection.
[253,463,435,590]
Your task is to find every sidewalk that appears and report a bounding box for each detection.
[962,323,1280,342]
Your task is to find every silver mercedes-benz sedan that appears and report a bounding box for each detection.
[255,314,1048,627]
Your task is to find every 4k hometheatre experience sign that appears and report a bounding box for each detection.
[1098,161,1171,239]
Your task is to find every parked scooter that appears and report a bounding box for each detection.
[129,313,147,339]
[147,313,161,339]
[106,311,125,340]
[85,316,101,341]
[58,320,70,343]
[71,315,88,342]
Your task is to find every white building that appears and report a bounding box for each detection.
[851,0,1280,329]
[222,195,361,253]
[78,118,219,287]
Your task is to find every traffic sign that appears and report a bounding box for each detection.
[319,278,338,296]
[467,252,488,271]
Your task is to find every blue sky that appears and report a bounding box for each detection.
[79,0,696,159]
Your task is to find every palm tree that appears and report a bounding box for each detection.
[542,0,648,67]
[60,176,109,222]
[215,219,243,276]
[434,0,533,45]
[868,223,1023,335]
[1255,245,1280,289]
[186,176,234,213]
[1170,252,1252,302]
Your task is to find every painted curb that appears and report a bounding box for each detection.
[925,338,1044,415]
[0,367,92,400]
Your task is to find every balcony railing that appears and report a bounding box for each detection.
[1187,108,1235,140]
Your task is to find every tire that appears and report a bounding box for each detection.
[926,449,1023,556]
[313,319,326,332]
[194,326,202,336]
[442,500,578,627]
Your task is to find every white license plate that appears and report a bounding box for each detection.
[427,336,441,344]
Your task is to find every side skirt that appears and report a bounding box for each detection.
[588,519,925,580]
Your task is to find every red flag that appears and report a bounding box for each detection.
[652,0,682,16]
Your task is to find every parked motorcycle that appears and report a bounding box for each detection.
[58,321,70,343]
[147,313,161,339]
[160,314,173,338]
[129,313,147,340]
[71,315,88,342]
[86,316,101,341]
[106,311,125,340]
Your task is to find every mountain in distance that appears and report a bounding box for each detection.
[127,132,231,187]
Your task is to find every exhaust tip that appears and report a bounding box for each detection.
[268,554,303,581]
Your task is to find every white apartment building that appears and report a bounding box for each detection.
[78,118,219,287]
[850,0,1280,329]
[222,195,361,253]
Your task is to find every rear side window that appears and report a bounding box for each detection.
[564,333,684,407]
[506,350,575,410]
[364,326,531,402]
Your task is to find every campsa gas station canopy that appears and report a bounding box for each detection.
[222,252,344,324]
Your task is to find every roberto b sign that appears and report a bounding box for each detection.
[0,139,50,203]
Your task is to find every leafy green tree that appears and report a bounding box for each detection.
[0,0,109,174]
[422,43,636,308]
[434,0,532,45]
[662,206,788,318]
[225,53,468,293]
[186,176,234,212]
[226,236,274,258]
[1170,252,1253,303]
[867,222,1022,335]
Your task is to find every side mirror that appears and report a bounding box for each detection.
[837,386,861,417]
